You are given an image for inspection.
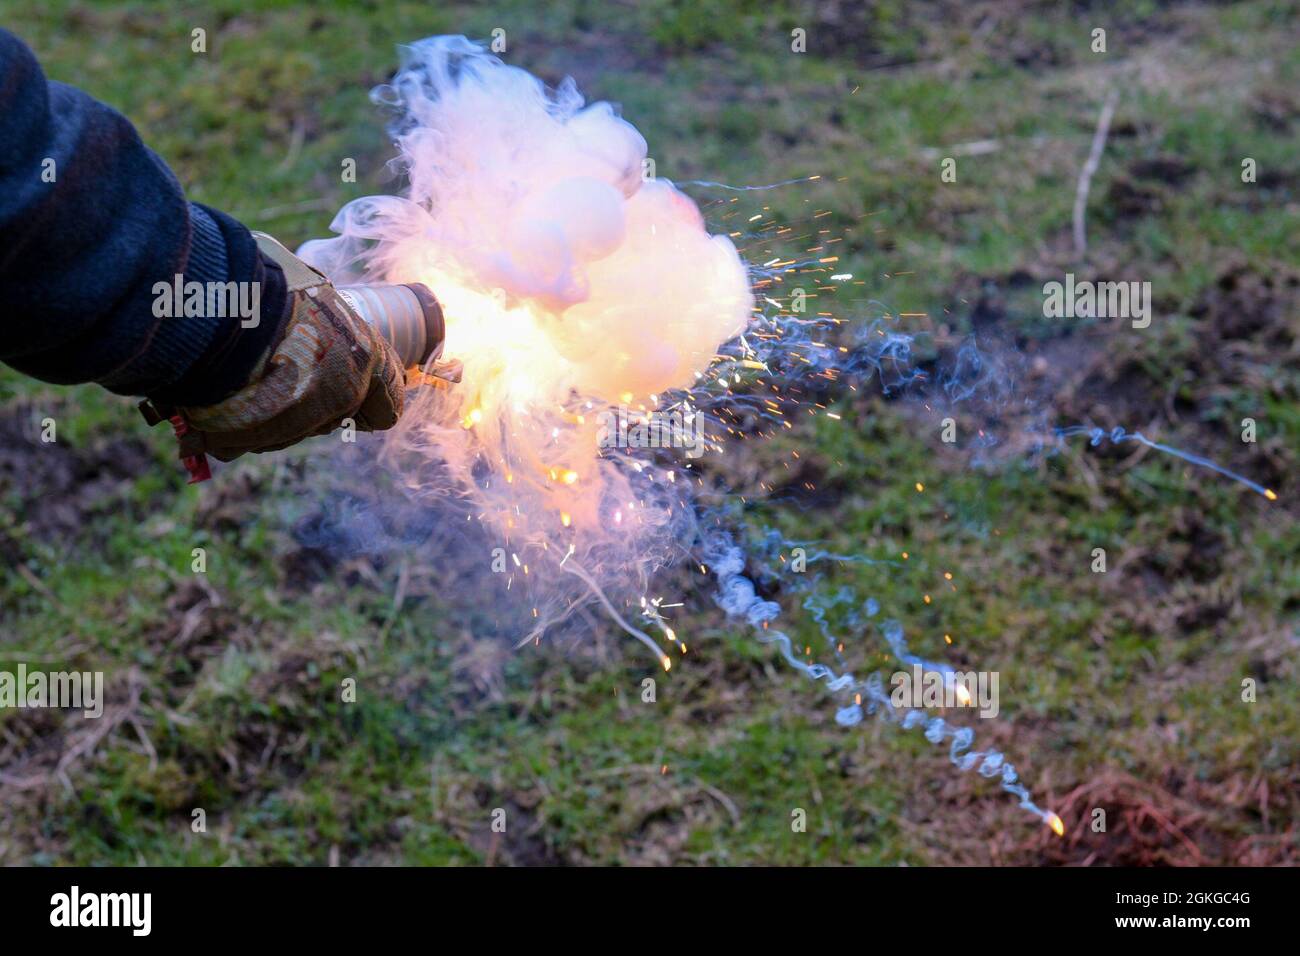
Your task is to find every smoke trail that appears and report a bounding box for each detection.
[1055,425,1277,500]
[699,526,1059,829]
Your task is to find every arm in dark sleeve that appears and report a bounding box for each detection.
[0,27,288,405]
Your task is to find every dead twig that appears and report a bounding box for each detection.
[55,676,143,776]
[15,563,71,618]
[1073,90,1120,261]
[695,781,742,828]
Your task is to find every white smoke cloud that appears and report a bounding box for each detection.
[299,36,753,661]
[300,35,752,403]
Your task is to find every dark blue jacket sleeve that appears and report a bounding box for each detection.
[0,28,288,405]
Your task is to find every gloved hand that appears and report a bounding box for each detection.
[167,232,407,462]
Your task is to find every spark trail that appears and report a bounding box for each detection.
[1054,425,1277,500]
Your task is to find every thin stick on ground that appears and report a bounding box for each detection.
[1073,89,1120,261]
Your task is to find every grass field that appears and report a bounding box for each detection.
[1,0,1296,865]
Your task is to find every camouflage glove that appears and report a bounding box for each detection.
[170,232,406,462]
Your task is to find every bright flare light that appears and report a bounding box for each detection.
[300,35,752,554]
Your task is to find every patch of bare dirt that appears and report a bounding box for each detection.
[464,794,567,867]
[1252,86,1300,132]
[1191,261,1299,351]
[0,402,154,557]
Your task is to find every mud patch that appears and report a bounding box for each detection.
[465,793,565,866]
[1102,155,1192,225]
[0,402,154,557]
[1252,86,1300,132]
[1191,261,1299,350]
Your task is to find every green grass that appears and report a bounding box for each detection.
[1,0,1296,865]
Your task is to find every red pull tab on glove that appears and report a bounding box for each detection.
[139,400,212,483]
[168,413,212,483]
